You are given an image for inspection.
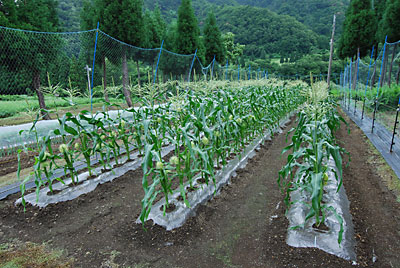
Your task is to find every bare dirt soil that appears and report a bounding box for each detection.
[1,111,400,268]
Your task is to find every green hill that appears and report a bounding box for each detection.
[214,5,320,59]
[232,0,349,36]
[145,0,349,37]
[56,0,347,60]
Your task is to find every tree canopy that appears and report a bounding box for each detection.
[176,0,201,55]
[337,0,376,59]
[203,12,225,64]
[380,0,400,42]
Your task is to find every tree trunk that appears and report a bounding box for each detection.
[102,55,109,102]
[151,64,154,85]
[396,61,400,85]
[371,43,379,87]
[388,44,397,87]
[327,15,336,89]
[122,51,133,107]
[352,52,358,91]
[136,61,141,88]
[380,48,389,88]
[33,70,51,120]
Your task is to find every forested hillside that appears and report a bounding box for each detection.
[214,5,319,59]
[232,0,349,36]
[144,0,349,37]
[56,0,327,58]
[57,0,82,31]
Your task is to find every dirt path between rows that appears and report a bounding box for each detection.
[1,111,400,267]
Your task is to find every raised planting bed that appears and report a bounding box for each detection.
[279,81,355,261]
[15,145,174,208]
[137,115,292,230]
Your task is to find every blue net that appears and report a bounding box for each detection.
[340,38,400,136]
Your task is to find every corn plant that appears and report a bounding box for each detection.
[278,81,348,244]
[139,83,304,224]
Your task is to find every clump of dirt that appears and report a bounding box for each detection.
[159,203,176,213]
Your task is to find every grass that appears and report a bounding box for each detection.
[331,84,399,138]
[365,137,400,202]
[0,97,128,127]
[0,240,73,268]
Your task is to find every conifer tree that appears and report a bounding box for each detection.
[0,0,17,27]
[380,0,400,85]
[15,0,60,120]
[176,0,201,55]
[338,0,376,59]
[222,32,245,65]
[371,0,387,86]
[203,12,225,65]
[374,0,388,42]
[98,0,144,107]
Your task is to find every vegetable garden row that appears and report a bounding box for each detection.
[13,79,351,255]
[16,81,299,215]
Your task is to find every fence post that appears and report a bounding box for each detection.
[238,64,240,81]
[349,60,352,110]
[354,49,360,115]
[390,104,400,152]
[362,46,374,120]
[90,22,100,112]
[343,66,347,106]
[153,40,164,85]
[372,36,388,133]
[211,55,215,80]
[344,67,347,106]
[248,64,251,80]
[340,72,343,103]
[188,49,197,83]
[225,59,228,80]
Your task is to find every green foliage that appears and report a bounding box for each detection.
[203,12,225,64]
[99,0,144,46]
[0,0,18,27]
[144,6,167,48]
[176,0,201,55]
[338,0,376,59]
[233,0,349,37]
[357,84,400,110]
[374,0,388,42]
[143,0,349,39]
[17,0,59,32]
[0,0,61,97]
[380,0,400,42]
[222,32,244,64]
[57,0,82,31]
[0,96,116,119]
[271,52,344,77]
[279,82,347,244]
[215,5,318,59]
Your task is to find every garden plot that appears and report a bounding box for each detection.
[10,82,305,227]
[2,83,400,267]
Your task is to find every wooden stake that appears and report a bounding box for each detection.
[327,14,336,90]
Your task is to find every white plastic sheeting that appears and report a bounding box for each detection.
[15,144,174,208]
[286,158,356,261]
[136,115,292,230]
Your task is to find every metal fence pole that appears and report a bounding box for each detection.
[90,22,100,112]
[362,46,374,120]
[188,49,197,83]
[153,40,164,85]
[372,36,388,133]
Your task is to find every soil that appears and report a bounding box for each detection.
[0,152,35,177]
[1,112,400,267]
